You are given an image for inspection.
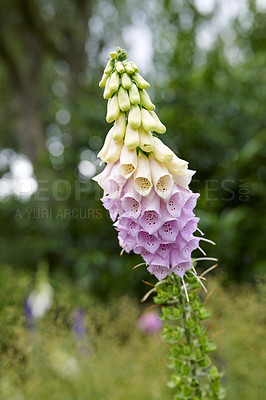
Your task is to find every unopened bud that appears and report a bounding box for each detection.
[118,86,130,112]
[97,126,114,161]
[105,139,123,163]
[133,73,150,89]
[116,61,125,74]
[121,73,132,89]
[129,83,140,105]
[106,95,120,123]
[139,126,154,153]
[110,51,117,59]
[125,124,139,149]
[153,137,173,163]
[128,105,141,129]
[104,59,114,74]
[165,154,188,174]
[141,108,157,132]
[99,72,109,88]
[129,62,139,73]
[112,112,126,142]
[103,76,113,99]
[139,90,155,111]
[149,111,166,134]
[109,71,120,92]
[124,62,135,74]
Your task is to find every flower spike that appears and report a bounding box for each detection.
[94,48,214,283]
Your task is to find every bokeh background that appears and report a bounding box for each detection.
[0,0,265,399]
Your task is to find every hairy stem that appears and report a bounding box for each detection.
[154,272,226,400]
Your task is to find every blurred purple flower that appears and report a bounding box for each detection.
[72,309,86,340]
[138,312,162,334]
[24,299,35,330]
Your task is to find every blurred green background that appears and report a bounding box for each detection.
[0,0,265,399]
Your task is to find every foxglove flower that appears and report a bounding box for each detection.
[93,48,212,282]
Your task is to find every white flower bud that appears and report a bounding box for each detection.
[119,146,138,178]
[118,86,130,112]
[128,83,140,105]
[148,154,174,199]
[133,73,150,89]
[112,112,126,142]
[128,105,141,129]
[121,73,132,89]
[139,90,155,111]
[109,71,120,92]
[104,59,114,74]
[125,124,139,149]
[124,62,135,74]
[103,76,114,99]
[139,126,154,153]
[99,72,109,88]
[105,139,123,163]
[116,61,125,73]
[153,137,173,163]
[129,62,139,73]
[134,153,152,196]
[141,108,157,131]
[106,95,120,123]
[149,111,166,134]
[97,126,115,161]
[165,154,188,174]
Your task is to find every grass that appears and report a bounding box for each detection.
[0,266,265,399]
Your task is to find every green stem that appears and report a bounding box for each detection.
[154,272,226,400]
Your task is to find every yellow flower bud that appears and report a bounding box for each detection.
[141,108,157,131]
[121,73,132,89]
[109,71,120,92]
[139,126,154,153]
[105,139,123,163]
[139,90,155,111]
[99,72,109,88]
[106,95,120,123]
[124,62,135,74]
[97,126,114,161]
[115,61,125,73]
[104,59,114,74]
[128,105,141,129]
[165,154,188,175]
[112,112,126,142]
[153,137,173,163]
[128,83,140,105]
[118,86,130,112]
[125,124,139,149]
[129,62,139,73]
[110,51,117,59]
[103,76,113,99]
[133,73,150,89]
[149,111,166,134]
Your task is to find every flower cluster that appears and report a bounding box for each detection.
[94,48,204,280]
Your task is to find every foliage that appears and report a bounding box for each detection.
[154,273,226,400]
[0,265,265,399]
